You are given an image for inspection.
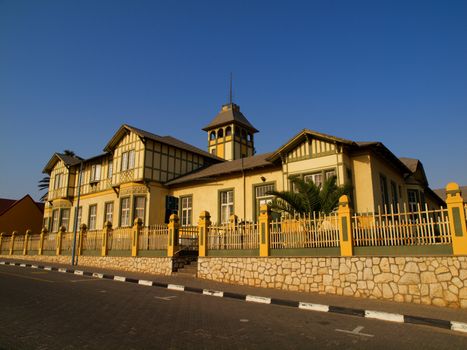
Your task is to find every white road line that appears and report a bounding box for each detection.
[365,310,404,323]
[246,295,271,304]
[335,326,374,337]
[298,302,329,312]
[138,280,153,286]
[114,276,126,282]
[92,272,104,278]
[203,289,224,297]
[167,284,185,291]
[451,321,467,333]
[154,296,176,301]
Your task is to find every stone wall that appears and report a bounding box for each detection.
[0,254,173,276]
[198,256,467,308]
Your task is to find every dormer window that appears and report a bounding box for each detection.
[121,150,135,171]
[90,164,101,183]
[54,173,62,189]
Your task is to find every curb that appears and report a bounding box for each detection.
[2,260,466,334]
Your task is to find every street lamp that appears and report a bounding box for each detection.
[71,160,83,266]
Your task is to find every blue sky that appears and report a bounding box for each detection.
[1,0,466,201]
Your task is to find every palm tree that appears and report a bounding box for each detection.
[267,175,351,216]
[38,150,76,202]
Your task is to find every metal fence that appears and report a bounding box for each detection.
[42,234,56,252]
[271,212,340,249]
[27,234,41,253]
[82,230,102,251]
[179,226,198,250]
[352,204,451,247]
[0,236,11,254]
[207,222,259,250]
[139,225,168,251]
[108,227,132,251]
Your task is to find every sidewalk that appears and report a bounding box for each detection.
[2,257,467,326]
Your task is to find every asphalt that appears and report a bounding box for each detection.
[2,257,467,327]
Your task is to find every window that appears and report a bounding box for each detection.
[107,160,113,179]
[88,205,97,230]
[325,169,336,180]
[380,174,389,208]
[390,181,398,211]
[180,196,193,226]
[121,152,129,171]
[211,148,217,155]
[217,129,224,138]
[255,184,275,219]
[134,196,146,224]
[43,217,50,231]
[54,174,62,189]
[104,202,114,225]
[304,173,323,188]
[128,150,135,169]
[408,190,419,212]
[210,131,216,140]
[60,209,70,231]
[52,210,59,232]
[220,190,234,223]
[90,164,101,182]
[120,197,131,227]
[225,126,232,136]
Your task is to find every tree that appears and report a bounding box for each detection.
[38,150,76,202]
[267,175,351,216]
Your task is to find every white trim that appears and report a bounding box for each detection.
[246,295,271,304]
[298,302,329,312]
[365,310,404,323]
[167,284,185,291]
[138,280,153,286]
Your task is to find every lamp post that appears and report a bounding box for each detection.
[71,161,83,266]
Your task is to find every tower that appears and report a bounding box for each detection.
[203,102,258,160]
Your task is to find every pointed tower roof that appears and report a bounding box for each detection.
[202,103,259,133]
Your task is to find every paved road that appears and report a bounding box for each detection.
[0,265,465,350]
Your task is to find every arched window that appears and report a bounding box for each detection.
[225,126,232,136]
[218,128,224,138]
[210,131,216,140]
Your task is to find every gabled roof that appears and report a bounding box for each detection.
[166,152,277,186]
[43,153,83,174]
[104,124,223,162]
[268,129,355,162]
[0,195,44,217]
[399,157,429,186]
[202,103,258,133]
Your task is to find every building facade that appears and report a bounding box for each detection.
[42,102,443,232]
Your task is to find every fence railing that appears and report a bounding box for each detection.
[82,230,102,251]
[271,212,340,249]
[139,225,168,251]
[42,234,56,252]
[352,204,451,247]
[108,227,132,251]
[179,226,198,251]
[28,234,41,253]
[207,222,259,250]
[0,236,11,254]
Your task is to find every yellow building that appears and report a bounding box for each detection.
[42,102,443,231]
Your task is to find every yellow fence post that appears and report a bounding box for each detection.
[9,231,17,255]
[131,218,142,257]
[446,182,467,255]
[338,195,353,256]
[102,221,111,257]
[167,214,179,257]
[78,224,87,256]
[56,226,65,256]
[39,227,47,255]
[23,229,31,255]
[198,211,211,257]
[259,204,271,257]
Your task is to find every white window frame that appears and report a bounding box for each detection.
[88,205,97,230]
[104,202,114,225]
[304,173,323,188]
[60,209,70,231]
[108,160,113,179]
[220,190,234,224]
[180,196,193,226]
[90,164,101,183]
[121,152,129,171]
[51,209,59,232]
[54,173,62,190]
[133,196,146,224]
[120,197,131,227]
